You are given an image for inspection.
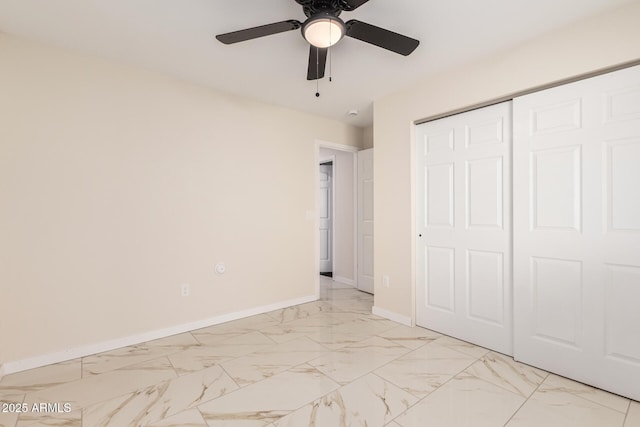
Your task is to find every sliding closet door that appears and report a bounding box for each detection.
[416,102,513,355]
[513,65,640,400]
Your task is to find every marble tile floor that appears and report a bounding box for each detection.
[1,276,638,427]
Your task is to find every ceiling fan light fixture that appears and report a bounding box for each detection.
[303,15,345,48]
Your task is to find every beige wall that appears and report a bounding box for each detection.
[362,126,374,149]
[319,148,356,284]
[0,34,362,367]
[373,2,640,320]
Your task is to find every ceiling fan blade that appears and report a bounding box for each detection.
[216,20,301,44]
[307,46,328,80]
[345,20,419,56]
[339,0,371,11]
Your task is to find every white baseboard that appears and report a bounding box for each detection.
[372,306,412,326]
[332,276,355,287]
[1,294,318,376]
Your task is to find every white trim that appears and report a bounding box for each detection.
[330,158,336,278]
[0,364,4,381]
[315,140,360,153]
[372,306,412,326]
[352,151,359,290]
[314,145,321,298]
[332,276,355,287]
[410,122,418,326]
[1,294,317,376]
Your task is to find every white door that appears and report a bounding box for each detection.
[513,65,640,400]
[416,102,513,355]
[319,163,333,274]
[357,149,374,293]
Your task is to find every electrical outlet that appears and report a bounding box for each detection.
[181,284,190,297]
[382,275,390,288]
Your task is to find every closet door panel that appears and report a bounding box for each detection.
[416,101,513,355]
[513,64,640,401]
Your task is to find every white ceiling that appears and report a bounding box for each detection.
[0,0,634,127]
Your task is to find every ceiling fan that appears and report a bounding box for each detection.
[215,0,420,81]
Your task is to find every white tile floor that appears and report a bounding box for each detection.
[0,276,638,427]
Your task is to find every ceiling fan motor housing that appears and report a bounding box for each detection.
[295,0,343,17]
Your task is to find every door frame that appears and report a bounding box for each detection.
[314,140,359,297]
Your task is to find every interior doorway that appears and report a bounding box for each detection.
[316,143,358,293]
[318,161,333,277]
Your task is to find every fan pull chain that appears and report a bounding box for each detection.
[315,47,320,97]
[329,21,333,82]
